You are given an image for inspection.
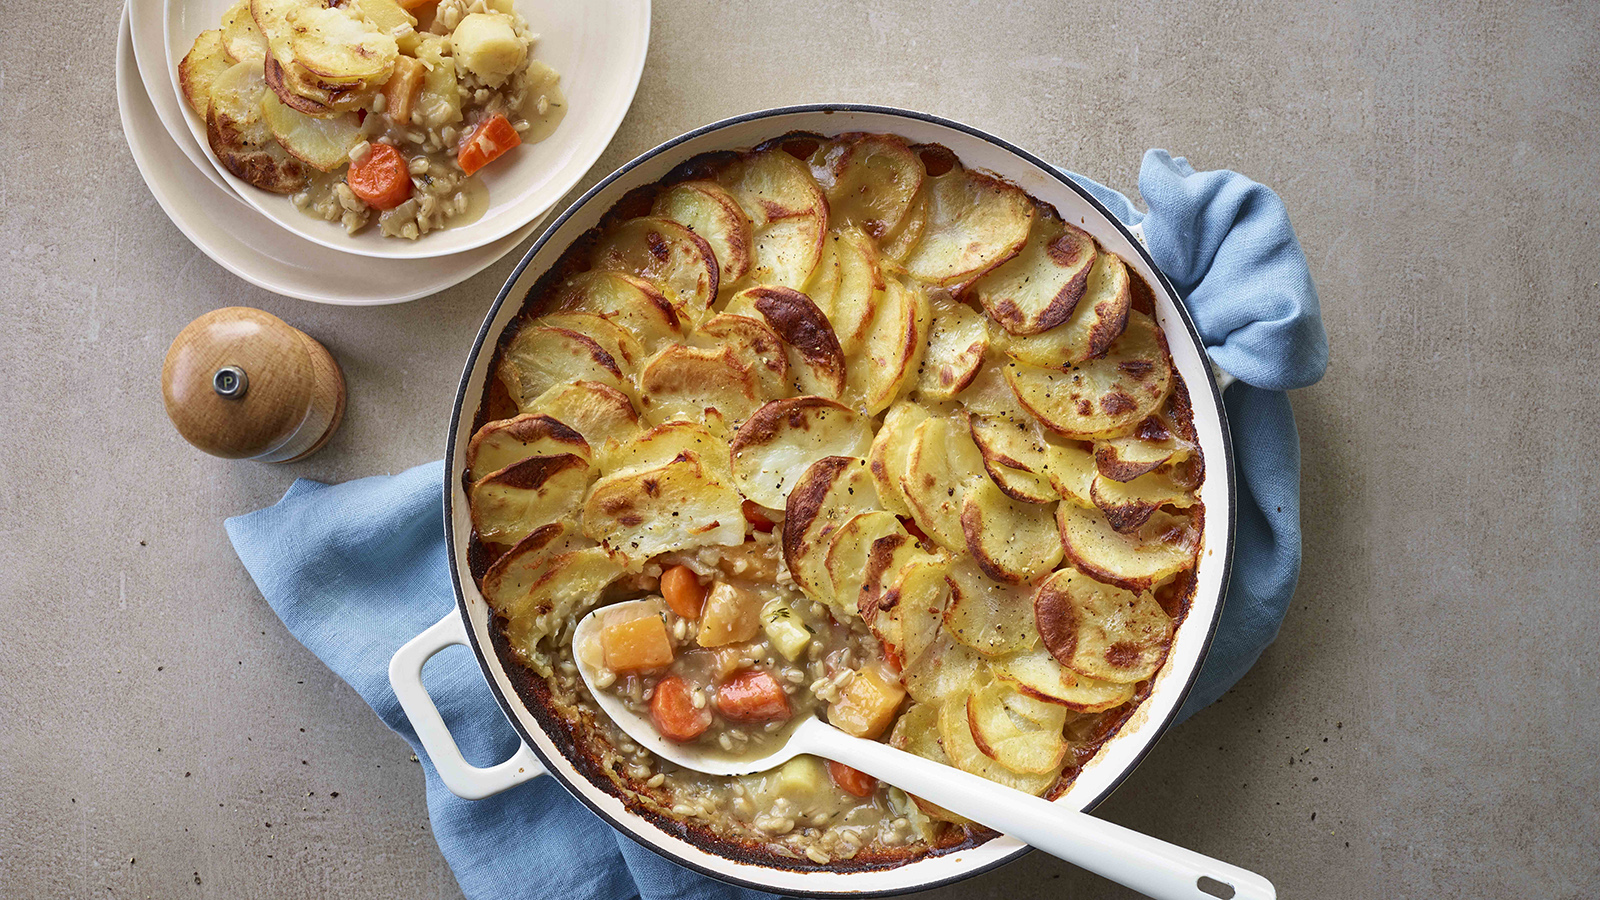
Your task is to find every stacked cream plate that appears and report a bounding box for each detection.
[118,0,649,304]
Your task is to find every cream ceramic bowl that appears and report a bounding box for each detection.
[392,105,1237,897]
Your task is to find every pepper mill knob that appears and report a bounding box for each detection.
[162,307,346,463]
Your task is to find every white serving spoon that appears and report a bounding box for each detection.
[575,600,1274,900]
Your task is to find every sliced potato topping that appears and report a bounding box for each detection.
[902,167,1034,286]
[467,414,590,484]
[968,214,1097,336]
[582,452,744,570]
[717,149,828,291]
[782,456,881,603]
[593,217,721,324]
[654,181,754,284]
[1034,567,1173,683]
[730,398,873,510]
[469,453,593,546]
[1004,310,1173,440]
[989,251,1132,367]
[1057,504,1199,593]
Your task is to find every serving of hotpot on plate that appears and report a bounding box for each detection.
[389,104,1236,898]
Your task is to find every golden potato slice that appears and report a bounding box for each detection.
[497,325,629,408]
[638,343,763,427]
[938,689,1060,794]
[990,251,1132,367]
[180,30,231,117]
[581,454,744,569]
[501,546,626,660]
[261,56,335,116]
[260,90,362,171]
[889,701,970,823]
[288,3,398,86]
[894,557,952,670]
[965,683,1069,774]
[960,477,1063,584]
[696,313,790,401]
[521,380,641,446]
[805,228,885,356]
[1056,504,1199,592]
[858,536,942,656]
[653,181,753,284]
[943,558,1041,657]
[549,271,686,352]
[593,217,720,324]
[846,279,929,415]
[726,286,846,399]
[968,214,1096,335]
[717,149,828,290]
[1046,440,1099,508]
[595,420,728,479]
[989,646,1135,712]
[205,61,309,193]
[900,415,986,553]
[823,511,911,619]
[1094,414,1197,483]
[252,0,338,106]
[466,414,590,484]
[967,412,1055,504]
[537,312,645,375]
[480,521,590,623]
[1001,684,1071,731]
[221,0,268,63]
[950,357,1028,419]
[1034,567,1173,683]
[1090,469,1198,534]
[902,168,1034,286]
[469,454,593,546]
[1004,311,1173,440]
[903,634,982,706]
[916,296,987,400]
[866,400,929,519]
[730,398,873,509]
[809,134,924,239]
[877,190,928,264]
[781,456,880,602]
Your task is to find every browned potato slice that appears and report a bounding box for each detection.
[696,313,790,401]
[809,134,925,239]
[288,3,398,86]
[1090,469,1198,533]
[860,540,943,657]
[593,217,720,324]
[653,181,753,284]
[902,167,1034,286]
[900,415,986,553]
[726,286,846,399]
[990,252,1133,367]
[260,90,362,171]
[501,547,625,663]
[938,689,1061,793]
[595,421,729,480]
[261,56,335,116]
[180,30,231,117]
[549,271,686,352]
[252,0,336,106]
[805,228,885,356]
[866,400,929,519]
[205,61,309,193]
[1004,311,1173,440]
[781,455,880,602]
[960,477,1063,583]
[730,398,873,509]
[497,325,629,408]
[1094,414,1197,483]
[966,683,1068,774]
[846,279,929,415]
[221,0,268,63]
[467,414,590,484]
[480,520,587,619]
[1034,567,1173,683]
[582,454,744,569]
[823,511,911,619]
[943,558,1041,657]
[889,702,970,824]
[903,634,982,706]
[1056,504,1199,592]
[521,380,641,446]
[967,412,1055,504]
[470,454,593,545]
[638,343,763,427]
[1002,683,1071,731]
[717,149,828,290]
[989,647,1135,712]
[968,215,1097,335]
[916,296,988,400]
[537,312,646,375]
[877,190,928,264]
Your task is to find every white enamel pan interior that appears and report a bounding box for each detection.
[428,105,1236,897]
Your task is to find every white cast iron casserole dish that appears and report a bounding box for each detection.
[392,104,1237,897]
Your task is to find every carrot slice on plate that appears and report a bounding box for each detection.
[458,114,522,176]
[347,142,412,210]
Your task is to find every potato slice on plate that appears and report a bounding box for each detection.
[288,3,398,87]
[823,511,911,619]
[717,149,828,290]
[902,167,1034,286]
[846,278,929,415]
[696,314,790,401]
[960,477,1062,584]
[726,286,846,399]
[467,414,590,484]
[781,455,880,602]
[470,453,593,546]
[205,61,309,193]
[902,634,982,706]
[809,133,924,239]
[653,181,753,284]
[866,400,929,519]
[593,217,720,324]
[968,214,1097,335]
[582,453,744,569]
[595,420,728,479]
[498,325,630,408]
[967,412,1055,504]
[549,271,686,352]
[989,646,1135,712]
[990,251,1133,367]
[260,90,362,171]
[916,296,988,400]
[221,0,268,63]
[805,228,885,356]
[943,558,1041,657]
[521,380,641,446]
[938,689,1061,794]
[1090,469,1197,534]
[1034,567,1173,683]
[730,398,873,509]
[638,343,763,427]
[1056,504,1199,593]
[1004,311,1173,440]
[180,30,232,117]
[900,415,986,553]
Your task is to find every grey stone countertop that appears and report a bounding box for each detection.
[2,0,1597,897]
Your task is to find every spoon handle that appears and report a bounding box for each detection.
[800,721,1275,900]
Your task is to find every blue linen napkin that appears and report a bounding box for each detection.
[226,150,1325,900]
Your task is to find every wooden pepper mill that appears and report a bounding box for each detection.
[162,307,346,463]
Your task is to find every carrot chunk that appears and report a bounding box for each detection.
[346,142,412,210]
[741,500,776,533]
[661,565,707,619]
[650,675,711,743]
[827,761,877,798]
[457,113,521,176]
[716,669,792,723]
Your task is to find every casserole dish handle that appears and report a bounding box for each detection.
[389,612,546,799]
